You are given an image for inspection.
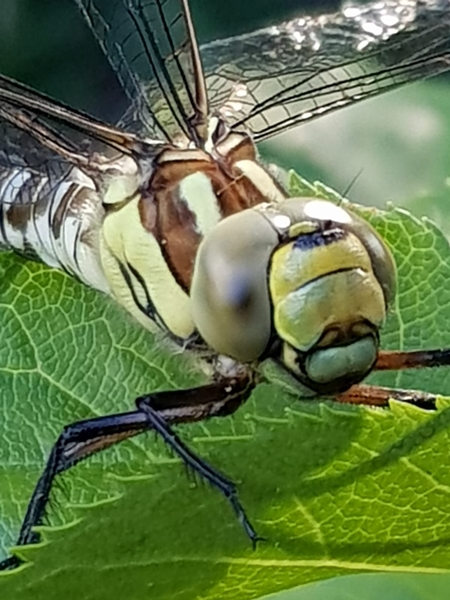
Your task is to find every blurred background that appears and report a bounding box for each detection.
[0,0,450,231]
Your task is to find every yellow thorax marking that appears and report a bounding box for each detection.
[100,195,194,339]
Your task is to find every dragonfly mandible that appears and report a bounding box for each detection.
[1,0,450,570]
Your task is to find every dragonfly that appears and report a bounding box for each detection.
[1,0,450,570]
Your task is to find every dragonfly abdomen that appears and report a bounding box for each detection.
[0,165,109,294]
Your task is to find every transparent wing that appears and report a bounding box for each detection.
[200,0,450,142]
[75,0,208,145]
[0,73,158,206]
[0,118,73,208]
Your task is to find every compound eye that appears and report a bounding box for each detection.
[191,209,279,362]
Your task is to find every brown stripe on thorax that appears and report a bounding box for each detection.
[139,148,213,293]
[138,133,285,292]
[211,133,272,216]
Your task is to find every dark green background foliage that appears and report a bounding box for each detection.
[0,1,450,598]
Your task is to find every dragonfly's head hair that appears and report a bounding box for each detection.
[191,198,396,394]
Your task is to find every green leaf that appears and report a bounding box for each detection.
[260,573,450,600]
[1,176,450,599]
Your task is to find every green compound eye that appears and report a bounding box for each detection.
[191,208,279,362]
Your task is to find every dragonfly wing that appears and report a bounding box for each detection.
[75,0,208,145]
[0,73,162,206]
[0,117,75,208]
[0,108,90,209]
[201,0,450,142]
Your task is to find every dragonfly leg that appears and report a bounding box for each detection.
[341,347,450,408]
[136,393,262,547]
[0,375,254,571]
[375,348,450,371]
[336,383,438,409]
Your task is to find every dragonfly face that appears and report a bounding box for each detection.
[191,196,396,394]
[1,0,450,570]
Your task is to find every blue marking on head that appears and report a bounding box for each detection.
[293,228,346,251]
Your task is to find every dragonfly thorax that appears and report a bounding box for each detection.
[98,133,287,341]
[192,198,396,395]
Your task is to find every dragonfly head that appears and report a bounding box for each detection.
[191,198,396,395]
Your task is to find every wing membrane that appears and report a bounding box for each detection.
[0,74,160,206]
[200,0,450,141]
[75,0,208,145]
[0,74,146,155]
[0,114,74,207]
[3,0,449,208]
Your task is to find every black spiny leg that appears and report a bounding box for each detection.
[136,394,262,546]
[0,375,255,572]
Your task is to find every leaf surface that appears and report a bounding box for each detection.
[0,176,449,598]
